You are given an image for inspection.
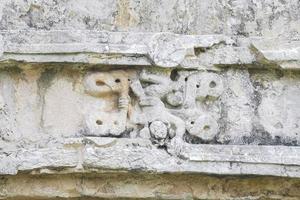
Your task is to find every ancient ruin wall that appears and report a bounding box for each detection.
[0,1,300,199]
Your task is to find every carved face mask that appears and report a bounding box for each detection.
[84,71,129,97]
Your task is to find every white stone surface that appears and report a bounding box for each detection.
[1,0,300,38]
[0,30,299,69]
[1,137,300,178]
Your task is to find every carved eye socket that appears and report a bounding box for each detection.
[209,81,216,88]
[190,121,195,125]
[196,84,200,88]
[96,120,103,125]
[115,79,121,83]
[170,69,179,81]
[96,80,105,86]
[184,77,188,82]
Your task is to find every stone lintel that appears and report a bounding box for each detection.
[1,138,300,178]
[0,31,299,69]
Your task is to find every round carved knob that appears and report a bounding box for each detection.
[149,120,168,140]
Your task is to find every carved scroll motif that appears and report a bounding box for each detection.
[131,69,224,145]
[83,69,224,146]
[183,72,223,141]
[130,76,185,146]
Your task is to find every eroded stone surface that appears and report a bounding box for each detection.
[84,70,131,137]
[0,1,300,199]
[1,0,300,38]
[0,31,300,69]
[0,66,299,164]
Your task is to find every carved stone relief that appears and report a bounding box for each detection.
[79,67,300,149]
[0,31,300,181]
[84,70,131,137]
[0,0,300,196]
[82,68,224,152]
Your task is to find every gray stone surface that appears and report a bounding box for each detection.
[1,0,300,38]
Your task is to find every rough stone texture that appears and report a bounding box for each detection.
[1,173,300,200]
[1,0,300,38]
[0,1,300,199]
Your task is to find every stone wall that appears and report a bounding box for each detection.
[1,0,300,38]
[0,1,300,200]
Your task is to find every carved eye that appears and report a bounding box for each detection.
[115,79,121,83]
[96,80,105,86]
[196,84,200,88]
[190,121,195,125]
[184,77,188,82]
[96,120,103,125]
[209,81,216,88]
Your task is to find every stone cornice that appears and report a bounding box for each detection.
[0,30,299,69]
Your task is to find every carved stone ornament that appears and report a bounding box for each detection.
[0,30,300,180]
[1,0,300,198]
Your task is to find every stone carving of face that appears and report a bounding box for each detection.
[83,70,130,137]
[84,71,129,97]
[184,72,223,108]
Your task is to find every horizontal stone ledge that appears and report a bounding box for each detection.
[1,138,300,178]
[0,30,299,69]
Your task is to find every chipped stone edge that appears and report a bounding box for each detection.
[0,30,298,70]
[1,138,300,178]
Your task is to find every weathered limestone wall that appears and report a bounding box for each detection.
[0,1,300,200]
[1,0,300,38]
[1,66,300,150]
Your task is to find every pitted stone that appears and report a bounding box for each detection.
[149,120,168,140]
[147,33,187,68]
[0,1,300,199]
[186,115,219,141]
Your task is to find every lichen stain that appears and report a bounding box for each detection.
[115,0,137,29]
